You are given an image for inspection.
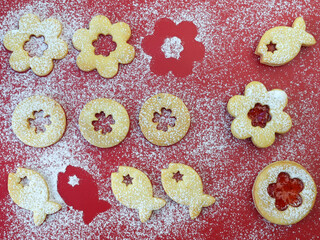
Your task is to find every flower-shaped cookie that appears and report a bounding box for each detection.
[72,15,135,78]
[227,81,292,148]
[3,14,68,76]
[142,18,205,77]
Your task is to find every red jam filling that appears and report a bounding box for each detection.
[152,108,176,132]
[93,34,117,57]
[248,103,272,128]
[267,172,304,211]
[92,112,115,134]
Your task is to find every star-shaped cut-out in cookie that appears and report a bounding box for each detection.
[267,42,277,53]
[172,171,184,182]
[122,174,134,186]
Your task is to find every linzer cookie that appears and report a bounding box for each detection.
[139,93,190,146]
[8,168,61,226]
[255,17,316,66]
[253,161,317,225]
[12,96,66,148]
[3,14,68,76]
[227,81,292,148]
[111,166,166,223]
[72,15,135,78]
[78,98,130,148]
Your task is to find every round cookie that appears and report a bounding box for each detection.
[12,96,66,148]
[139,93,190,146]
[253,161,317,225]
[79,98,130,148]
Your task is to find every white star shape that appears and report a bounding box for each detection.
[68,175,80,187]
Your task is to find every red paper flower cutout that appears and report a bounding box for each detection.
[142,18,205,77]
[267,172,304,211]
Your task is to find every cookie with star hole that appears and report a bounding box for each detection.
[139,93,190,146]
[79,98,130,148]
[161,163,215,219]
[253,161,317,225]
[12,95,66,148]
[255,17,316,66]
[111,166,166,223]
[8,168,61,226]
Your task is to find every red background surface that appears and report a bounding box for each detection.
[0,0,319,239]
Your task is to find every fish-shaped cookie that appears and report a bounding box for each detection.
[161,163,215,219]
[8,168,61,226]
[57,166,111,224]
[255,17,316,66]
[111,166,166,223]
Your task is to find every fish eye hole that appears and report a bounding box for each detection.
[122,174,134,186]
[28,110,52,133]
[92,112,115,135]
[152,108,176,132]
[20,177,30,187]
[267,41,277,53]
[172,171,183,182]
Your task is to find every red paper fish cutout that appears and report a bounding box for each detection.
[57,165,111,224]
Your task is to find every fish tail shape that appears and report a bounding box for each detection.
[292,17,316,46]
[138,197,166,223]
[189,194,215,220]
[293,17,306,30]
[33,201,61,226]
[33,210,47,226]
[82,199,111,224]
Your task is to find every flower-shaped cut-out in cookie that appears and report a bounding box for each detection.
[142,18,205,77]
[3,14,68,76]
[72,15,135,78]
[227,81,292,148]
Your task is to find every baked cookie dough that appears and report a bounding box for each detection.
[111,166,166,223]
[139,93,190,146]
[253,161,317,225]
[72,15,135,78]
[3,14,68,76]
[255,17,316,66]
[227,81,292,148]
[12,96,66,148]
[79,98,130,148]
[161,163,215,219]
[8,168,61,226]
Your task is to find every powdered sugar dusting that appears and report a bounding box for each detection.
[161,37,184,59]
[254,161,317,225]
[1,0,320,239]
